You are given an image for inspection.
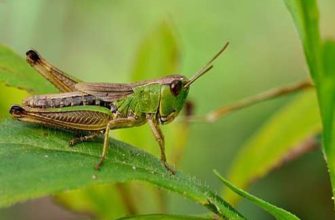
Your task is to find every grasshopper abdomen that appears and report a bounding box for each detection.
[24,92,113,109]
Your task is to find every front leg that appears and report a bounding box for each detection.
[147,115,176,174]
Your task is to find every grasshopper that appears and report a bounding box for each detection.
[9,42,229,174]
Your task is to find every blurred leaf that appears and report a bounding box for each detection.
[284,0,335,206]
[0,120,244,219]
[0,82,29,119]
[56,181,164,219]
[320,40,335,154]
[55,184,128,220]
[0,45,52,119]
[322,40,335,76]
[118,214,210,220]
[225,90,321,204]
[283,0,322,80]
[0,45,55,94]
[318,40,335,201]
[214,170,300,220]
[117,181,168,214]
[131,22,180,81]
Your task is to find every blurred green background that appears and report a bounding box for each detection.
[1,0,335,219]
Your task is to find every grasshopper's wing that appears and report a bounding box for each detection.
[74,82,134,102]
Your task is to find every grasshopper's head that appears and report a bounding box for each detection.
[158,75,190,124]
[158,42,229,124]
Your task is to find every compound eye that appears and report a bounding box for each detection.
[170,80,183,96]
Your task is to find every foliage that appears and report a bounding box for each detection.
[225,90,321,203]
[0,45,55,94]
[224,0,335,211]
[215,170,299,220]
[2,0,334,217]
[284,0,335,206]
[0,120,243,219]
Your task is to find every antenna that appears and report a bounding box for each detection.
[184,42,229,88]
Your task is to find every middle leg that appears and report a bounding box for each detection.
[95,117,139,170]
[69,132,100,146]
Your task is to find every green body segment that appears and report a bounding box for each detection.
[115,83,161,116]
[132,83,161,114]
[114,82,189,124]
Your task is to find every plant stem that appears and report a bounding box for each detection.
[186,79,314,123]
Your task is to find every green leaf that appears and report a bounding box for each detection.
[225,90,321,204]
[319,40,335,156]
[284,0,335,207]
[318,40,335,199]
[214,170,300,220]
[283,0,322,80]
[0,120,244,220]
[55,184,129,220]
[322,40,335,76]
[117,214,211,220]
[0,82,29,119]
[0,45,55,94]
